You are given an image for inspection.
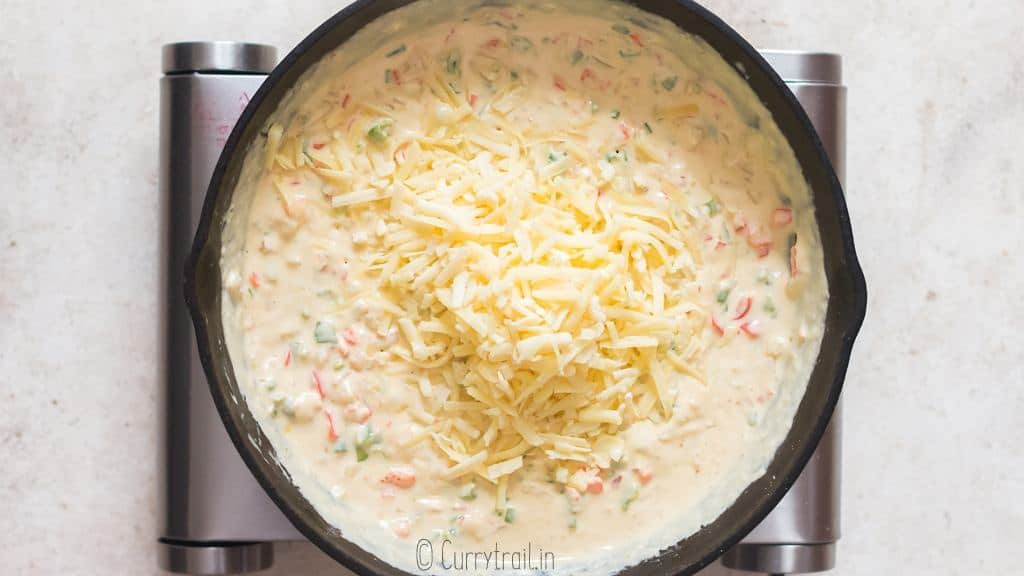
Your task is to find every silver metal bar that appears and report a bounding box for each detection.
[158,42,299,574]
[721,50,846,575]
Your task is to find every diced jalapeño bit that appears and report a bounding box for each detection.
[314,321,338,344]
[354,424,379,462]
[510,36,533,52]
[503,506,516,523]
[445,51,461,76]
[459,483,478,501]
[705,197,720,216]
[367,119,393,143]
[355,444,369,462]
[716,288,731,305]
[621,483,639,511]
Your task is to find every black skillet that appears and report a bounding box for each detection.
[185,1,868,574]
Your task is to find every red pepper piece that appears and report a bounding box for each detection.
[313,370,326,399]
[733,296,752,320]
[324,410,339,441]
[710,316,725,336]
[773,207,793,227]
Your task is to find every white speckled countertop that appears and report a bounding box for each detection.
[0,0,1021,574]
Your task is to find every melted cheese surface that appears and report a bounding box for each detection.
[220,1,828,573]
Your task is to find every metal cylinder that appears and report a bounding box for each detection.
[722,50,846,575]
[158,42,292,575]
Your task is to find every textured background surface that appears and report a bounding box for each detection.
[1,0,1021,574]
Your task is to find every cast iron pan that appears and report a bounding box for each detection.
[185,1,868,574]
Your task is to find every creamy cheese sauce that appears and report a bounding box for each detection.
[219,1,828,574]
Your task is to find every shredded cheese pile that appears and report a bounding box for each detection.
[266,69,710,498]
